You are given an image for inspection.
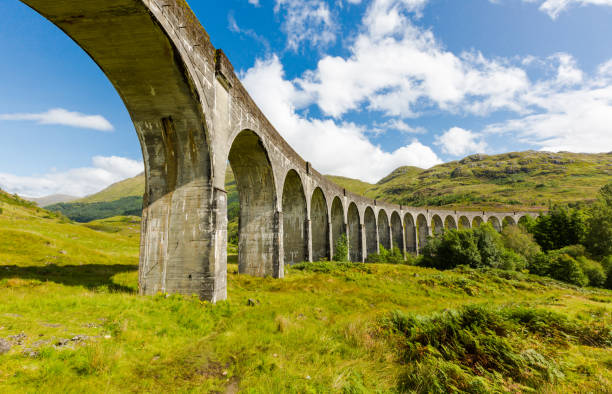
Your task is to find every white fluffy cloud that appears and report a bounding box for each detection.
[241,56,441,182]
[435,127,487,157]
[274,0,337,51]
[0,108,113,131]
[0,156,143,198]
[526,0,612,19]
[248,0,260,6]
[296,0,530,118]
[485,66,612,152]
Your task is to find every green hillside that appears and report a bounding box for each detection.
[47,151,611,224]
[0,190,610,392]
[77,173,145,203]
[341,151,610,211]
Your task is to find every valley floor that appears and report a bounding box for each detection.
[0,202,610,393]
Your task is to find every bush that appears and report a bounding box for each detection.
[420,229,481,270]
[333,234,349,262]
[576,257,606,287]
[366,244,405,264]
[604,260,612,290]
[500,249,527,271]
[531,206,587,252]
[528,252,552,277]
[501,225,541,262]
[547,253,588,287]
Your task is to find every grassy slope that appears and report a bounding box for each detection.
[0,192,610,392]
[58,151,611,215]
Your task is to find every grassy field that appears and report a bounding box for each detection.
[1,190,611,392]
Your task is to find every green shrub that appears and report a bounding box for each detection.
[576,257,606,287]
[501,225,541,261]
[547,253,588,287]
[382,304,611,393]
[585,182,612,258]
[500,249,527,271]
[531,205,587,251]
[333,234,349,262]
[528,252,552,277]
[604,259,612,290]
[291,261,370,274]
[366,244,405,264]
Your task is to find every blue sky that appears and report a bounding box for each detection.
[0,0,611,197]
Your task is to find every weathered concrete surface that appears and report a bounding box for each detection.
[21,0,542,301]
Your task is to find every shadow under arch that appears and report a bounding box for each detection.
[472,216,484,228]
[229,130,279,277]
[390,212,403,252]
[503,216,516,228]
[310,188,329,262]
[364,207,377,256]
[445,215,457,231]
[347,203,361,262]
[282,170,307,266]
[17,1,222,300]
[488,216,502,232]
[330,197,345,259]
[377,209,391,250]
[432,215,444,236]
[404,213,417,253]
[416,214,429,253]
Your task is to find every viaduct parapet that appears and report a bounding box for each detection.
[19,0,540,301]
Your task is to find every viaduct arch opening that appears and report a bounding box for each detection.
[364,207,378,256]
[330,197,345,259]
[311,188,329,261]
[282,170,307,266]
[347,203,361,262]
[377,210,391,250]
[229,130,278,277]
[404,214,417,253]
[390,212,404,252]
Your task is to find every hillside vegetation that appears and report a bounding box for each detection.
[0,190,611,392]
[46,151,610,223]
[362,151,612,211]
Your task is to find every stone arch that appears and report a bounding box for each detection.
[472,216,484,228]
[518,215,531,229]
[331,197,345,259]
[347,203,362,262]
[364,207,378,256]
[458,216,471,229]
[417,214,429,252]
[282,170,307,266]
[391,212,404,252]
[377,210,391,250]
[404,213,417,253]
[444,215,457,231]
[488,216,502,232]
[310,188,329,261]
[230,130,279,277]
[432,215,444,236]
[503,216,516,228]
[18,1,226,299]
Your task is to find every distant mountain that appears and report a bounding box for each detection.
[355,151,612,211]
[25,194,78,207]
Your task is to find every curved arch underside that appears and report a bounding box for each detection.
[417,214,429,253]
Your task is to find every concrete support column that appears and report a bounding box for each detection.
[375,225,380,254]
[360,223,367,262]
[305,218,313,262]
[274,210,284,278]
[327,220,334,260]
[139,181,227,302]
[401,224,407,258]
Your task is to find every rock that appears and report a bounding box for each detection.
[246,299,259,306]
[9,333,26,345]
[0,338,11,355]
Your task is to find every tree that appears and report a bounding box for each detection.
[333,234,349,262]
[584,183,612,258]
[501,225,541,262]
[531,206,587,251]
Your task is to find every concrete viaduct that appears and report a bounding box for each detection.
[19,0,539,302]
